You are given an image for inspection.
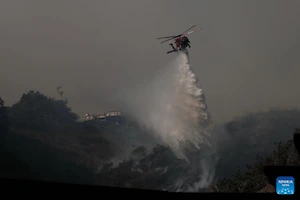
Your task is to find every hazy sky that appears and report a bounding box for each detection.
[1,0,300,123]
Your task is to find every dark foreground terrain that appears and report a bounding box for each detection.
[1,91,300,192]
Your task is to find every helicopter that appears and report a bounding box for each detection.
[156,25,201,54]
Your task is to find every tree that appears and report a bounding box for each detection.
[0,96,9,150]
[8,90,79,133]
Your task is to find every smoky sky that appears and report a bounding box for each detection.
[1,0,300,123]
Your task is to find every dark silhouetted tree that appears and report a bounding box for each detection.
[0,96,9,150]
[8,90,79,133]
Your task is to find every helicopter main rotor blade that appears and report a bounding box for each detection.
[180,25,196,35]
[160,37,176,44]
[183,28,201,36]
[157,25,198,44]
[156,36,177,39]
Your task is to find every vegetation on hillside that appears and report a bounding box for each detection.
[8,90,79,133]
[211,108,300,179]
[215,139,300,192]
[0,92,96,184]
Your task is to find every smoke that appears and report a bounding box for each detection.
[173,159,217,192]
[114,52,212,161]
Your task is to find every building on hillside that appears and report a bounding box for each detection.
[84,111,125,124]
[104,111,125,124]
[105,111,123,117]
[96,115,106,121]
[85,113,96,120]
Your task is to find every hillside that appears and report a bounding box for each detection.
[2,128,96,184]
[209,108,300,179]
[215,137,300,192]
[1,91,300,192]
